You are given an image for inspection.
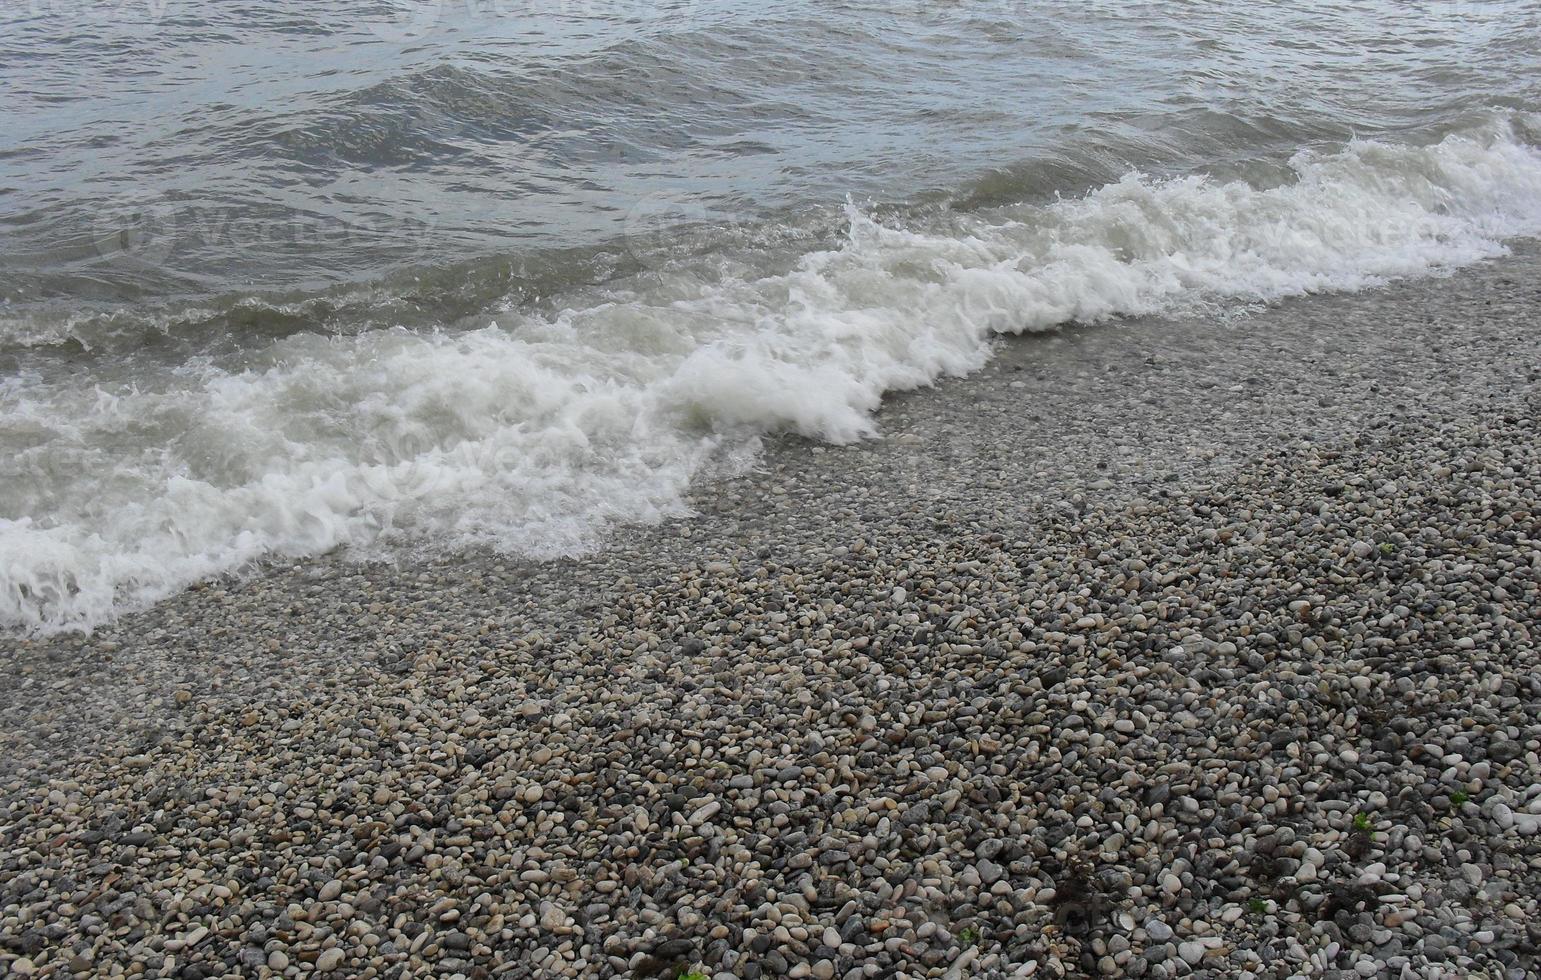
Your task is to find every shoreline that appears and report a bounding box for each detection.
[5,244,1540,774]
[2,247,1540,977]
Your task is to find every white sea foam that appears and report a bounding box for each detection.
[5,118,1541,631]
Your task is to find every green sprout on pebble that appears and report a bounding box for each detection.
[958,925,980,946]
[677,972,707,980]
[1450,790,1470,807]
[1378,541,1396,556]
[1247,897,1268,916]
[1352,812,1372,832]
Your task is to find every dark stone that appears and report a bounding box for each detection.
[1489,740,1523,764]
[237,947,267,971]
[647,939,695,960]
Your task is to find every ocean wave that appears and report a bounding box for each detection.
[4,115,1541,632]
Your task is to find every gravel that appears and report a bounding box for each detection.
[2,248,1541,978]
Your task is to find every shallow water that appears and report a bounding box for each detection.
[2,0,1540,630]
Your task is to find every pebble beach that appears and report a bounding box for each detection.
[3,249,1541,979]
